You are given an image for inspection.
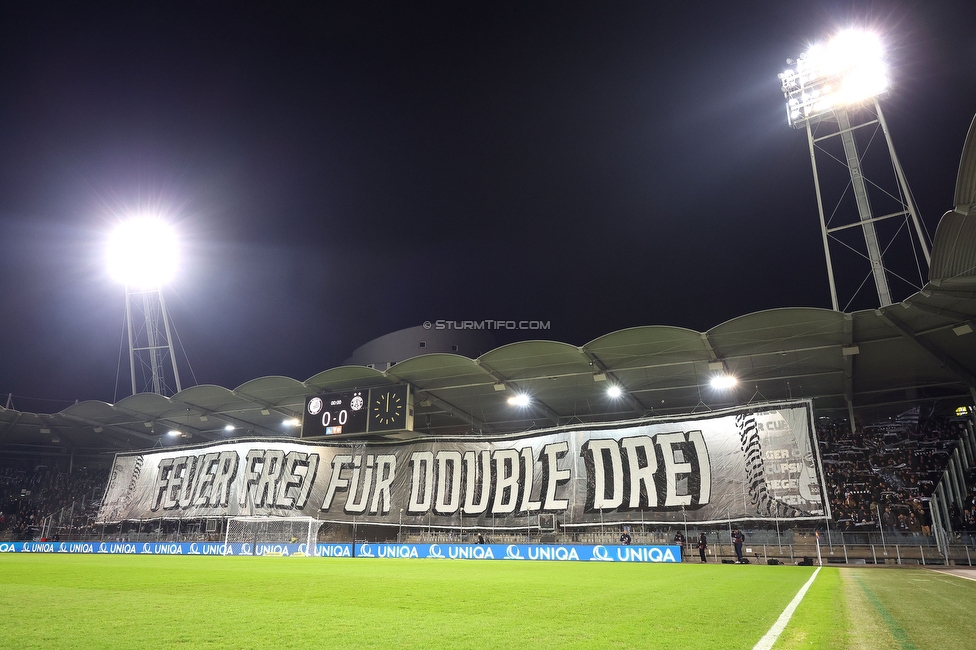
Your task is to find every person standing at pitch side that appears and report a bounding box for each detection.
[673,530,686,561]
[697,532,708,563]
[732,528,746,563]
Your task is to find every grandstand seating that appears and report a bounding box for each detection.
[816,414,964,538]
[0,460,107,541]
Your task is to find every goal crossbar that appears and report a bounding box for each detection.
[223,516,322,555]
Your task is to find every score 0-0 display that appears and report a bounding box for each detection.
[302,391,368,436]
[301,384,413,437]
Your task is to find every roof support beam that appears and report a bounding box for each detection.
[876,310,976,404]
[583,350,648,417]
[0,412,24,444]
[231,389,302,421]
[474,359,561,426]
[904,299,976,326]
[843,314,857,427]
[700,332,721,363]
[59,413,156,447]
[415,391,489,434]
[166,397,277,437]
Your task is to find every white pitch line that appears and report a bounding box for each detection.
[752,566,821,650]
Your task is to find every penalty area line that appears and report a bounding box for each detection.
[752,566,821,650]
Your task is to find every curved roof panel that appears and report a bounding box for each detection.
[304,366,389,392]
[955,113,976,215]
[388,354,495,391]
[234,376,308,405]
[708,308,846,357]
[584,326,707,369]
[930,210,976,282]
[479,340,590,380]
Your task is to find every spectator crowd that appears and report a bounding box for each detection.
[0,460,108,539]
[817,410,966,536]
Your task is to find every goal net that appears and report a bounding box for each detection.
[224,516,322,554]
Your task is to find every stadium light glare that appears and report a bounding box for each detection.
[283,418,300,427]
[507,393,531,407]
[223,424,235,432]
[779,29,887,127]
[606,385,622,399]
[709,374,738,390]
[106,217,179,288]
[167,429,181,436]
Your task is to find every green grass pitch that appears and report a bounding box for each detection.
[2,555,975,649]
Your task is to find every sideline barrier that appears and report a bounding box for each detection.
[0,541,351,557]
[0,541,680,562]
[356,543,680,562]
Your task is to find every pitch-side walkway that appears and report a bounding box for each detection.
[930,567,976,582]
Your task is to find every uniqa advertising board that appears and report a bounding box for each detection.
[0,542,679,562]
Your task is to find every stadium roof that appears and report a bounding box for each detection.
[2,279,975,457]
[4,115,976,458]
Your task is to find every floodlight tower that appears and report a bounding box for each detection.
[107,217,183,396]
[779,30,931,310]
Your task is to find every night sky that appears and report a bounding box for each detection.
[1,1,974,412]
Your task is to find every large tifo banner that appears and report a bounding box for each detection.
[98,401,828,526]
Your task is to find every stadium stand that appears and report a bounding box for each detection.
[0,460,107,541]
[817,413,963,537]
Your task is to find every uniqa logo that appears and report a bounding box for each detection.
[31,543,56,553]
[358,544,375,558]
[108,543,137,554]
[447,545,495,560]
[428,544,445,558]
[590,545,613,561]
[615,546,675,562]
[527,546,580,561]
[200,544,226,555]
[255,544,289,556]
[315,544,351,557]
[504,545,524,560]
[151,543,183,554]
[0,543,15,552]
[378,545,419,558]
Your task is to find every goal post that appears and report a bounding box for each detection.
[223,516,322,555]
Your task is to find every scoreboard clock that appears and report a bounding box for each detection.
[368,384,413,432]
[301,385,412,437]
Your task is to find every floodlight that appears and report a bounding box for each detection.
[507,394,531,407]
[167,429,181,436]
[284,418,300,427]
[223,424,235,432]
[709,374,738,390]
[779,29,887,127]
[107,217,179,288]
[606,385,622,399]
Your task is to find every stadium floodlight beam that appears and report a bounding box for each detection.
[709,374,737,390]
[507,393,531,407]
[780,30,888,128]
[779,29,930,310]
[107,217,183,397]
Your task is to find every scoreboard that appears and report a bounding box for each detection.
[301,384,413,437]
